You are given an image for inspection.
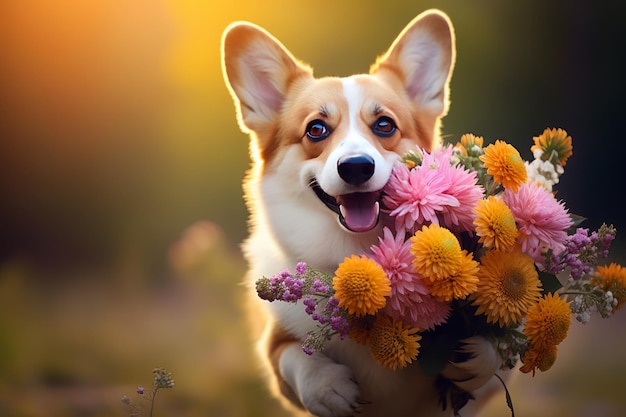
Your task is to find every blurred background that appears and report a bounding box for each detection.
[1,1,625,416]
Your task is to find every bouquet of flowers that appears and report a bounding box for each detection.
[255,128,623,388]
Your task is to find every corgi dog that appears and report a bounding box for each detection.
[222,9,503,417]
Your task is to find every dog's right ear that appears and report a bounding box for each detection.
[371,9,455,120]
[221,22,312,135]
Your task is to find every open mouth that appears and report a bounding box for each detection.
[310,179,381,233]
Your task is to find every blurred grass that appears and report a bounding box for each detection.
[0,222,291,417]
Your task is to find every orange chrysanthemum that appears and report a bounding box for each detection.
[480,140,527,192]
[368,314,422,370]
[333,255,391,317]
[471,249,543,327]
[473,196,518,251]
[455,133,484,155]
[591,263,626,311]
[520,344,558,376]
[410,224,463,281]
[531,128,573,166]
[523,292,571,349]
[426,250,479,302]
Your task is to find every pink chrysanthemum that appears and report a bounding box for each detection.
[385,291,451,331]
[370,227,450,330]
[436,150,485,232]
[503,182,573,263]
[370,227,421,286]
[382,146,483,233]
[383,160,451,233]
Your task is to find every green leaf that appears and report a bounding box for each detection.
[538,271,562,294]
[568,213,587,231]
[418,323,462,376]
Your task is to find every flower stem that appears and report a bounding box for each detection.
[484,177,499,197]
[149,388,158,417]
[494,373,515,417]
[559,290,595,296]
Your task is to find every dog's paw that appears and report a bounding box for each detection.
[295,359,363,417]
[279,343,367,417]
[440,336,501,392]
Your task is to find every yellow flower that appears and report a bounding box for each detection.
[473,196,518,251]
[531,128,573,166]
[368,314,421,370]
[471,249,542,327]
[333,255,391,317]
[520,344,558,376]
[455,133,484,155]
[410,224,463,281]
[480,140,527,192]
[427,250,479,302]
[523,292,571,349]
[591,263,626,311]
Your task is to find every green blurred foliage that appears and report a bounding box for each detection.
[0,0,625,416]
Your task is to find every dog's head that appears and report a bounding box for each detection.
[222,10,455,234]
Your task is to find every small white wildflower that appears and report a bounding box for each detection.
[576,311,591,324]
[153,367,175,389]
[540,160,559,181]
[597,291,617,318]
[450,152,461,166]
[555,163,564,175]
[526,158,561,191]
[470,144,484,155]
[571,294,584,311]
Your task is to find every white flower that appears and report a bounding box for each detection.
[470,144,483,155]
[525,150,565,192]
[571,294,584,311]
[450,151,461,167]
[598,291,618,318]
[576,311,591,324]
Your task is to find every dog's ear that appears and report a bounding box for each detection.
[222,22,312,135]
[371,9,455,118]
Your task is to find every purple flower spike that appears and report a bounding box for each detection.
[302,346,316,355]
[330,315,351,339]
[311,279,330,295]
[295,262,307,275]
[303,297,317,315]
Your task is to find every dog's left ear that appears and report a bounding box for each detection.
[371,9,455,118]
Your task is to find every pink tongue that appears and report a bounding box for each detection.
[337,192,381,232]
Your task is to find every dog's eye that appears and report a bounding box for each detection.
[305,119,331,141]
[371,116,396,137]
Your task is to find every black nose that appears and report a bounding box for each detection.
[337,154,375,186]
